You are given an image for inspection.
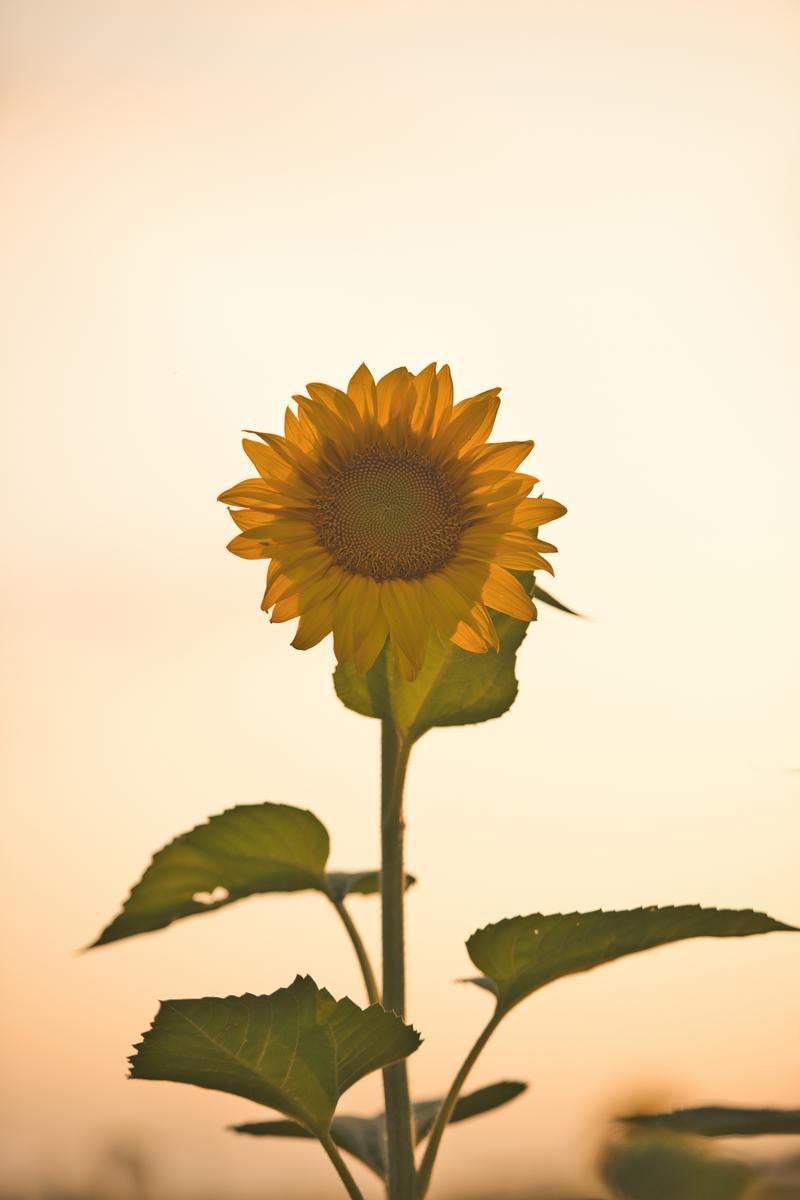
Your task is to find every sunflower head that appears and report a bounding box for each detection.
[219,364,566,681]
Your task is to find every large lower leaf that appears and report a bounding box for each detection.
[466,907,795,1012]
[233,1080,527,1178]
[90,803,392,946]
[620,1106,800,1137]
[129,976,421,1137]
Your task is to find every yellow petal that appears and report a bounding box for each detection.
[227,534,270,560]
[431,365,454,434]
[294,568,348,616]
[423,573,474,639]
[351,582,388,674]
[262,554,330,608]
[306,382,363,431]
[261,561,292,609]
[218,478,285,507]
[466,471,537,503]
[332,575,388,673]
[512,497,568,528]
[242,436,293,479]
[448,601,498,653]
[376,367,412,427]
[250,517,318,542]
[470,440,534,473]
[440,558,493,601]
[332,575,361,663]
[228,506,279,532]
[270,595,301,622]
[347,363,378,421]
[450,620,489,652]
[381,579,429,677]
[284,405,316,452]
[243,436,321,492]
[434,390,501,462]
[481,562,536,621]
[291,594,337,649]
[409,363,438,433]
[459,528,555,572]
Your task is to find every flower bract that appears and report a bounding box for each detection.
[220,364,566,680]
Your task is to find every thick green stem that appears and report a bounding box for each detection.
[319,1130,366,1200]
[416,1008,502,1198]
[381,718,417,1200]
[330,895,380,1006]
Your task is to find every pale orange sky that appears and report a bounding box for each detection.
[1,1,799,1197]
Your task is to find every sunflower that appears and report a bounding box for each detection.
[219,364,566,681]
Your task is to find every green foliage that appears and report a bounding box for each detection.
[90,803,406,947]
[533,584,581,617]
[466,907,796,1013]
[620,1106,800,1137]
[233,1080,528,1179]
[335,607,530,745]
[334,572,579,740]
[601,1134,753,1200]
[129,976,421,1138]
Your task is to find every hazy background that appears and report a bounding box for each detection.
[2,1,798,1196]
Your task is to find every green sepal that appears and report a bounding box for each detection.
[533,584,582,617]
[620,1106,800,1138]
[466,906,796,1014]
[233,1080,527,1178]
[129,977,421,1138]
[89,803,391,947]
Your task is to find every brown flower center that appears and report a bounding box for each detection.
[314,445,462,580]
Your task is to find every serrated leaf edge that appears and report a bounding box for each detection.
[88,802,331,949]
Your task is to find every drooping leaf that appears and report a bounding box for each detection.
[413,1080,528,1139]
[233,1079,527,1179]
[90,803,386,947]
[620,1106,800,1137]
[129,976,421,1138]
[466,907,796,1013]
[325,871,416,902]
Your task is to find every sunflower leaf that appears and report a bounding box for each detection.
[466,907,796,1014]
[233,1079,527,1178]
[129,977,421,1138]
[90,803,338,946]
[333,570,579,740]
[334,597,530,743]
[619,1106,800,1137]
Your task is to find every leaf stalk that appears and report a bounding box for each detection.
[330,895,380,1006]
[320,1129,367,1200]
[417,1007,503,1197]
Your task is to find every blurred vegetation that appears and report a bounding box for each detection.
[3,1124,800,1200]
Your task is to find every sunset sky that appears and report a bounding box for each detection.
[2,2,799,1196]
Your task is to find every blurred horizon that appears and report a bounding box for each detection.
[2,1,799,1197]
